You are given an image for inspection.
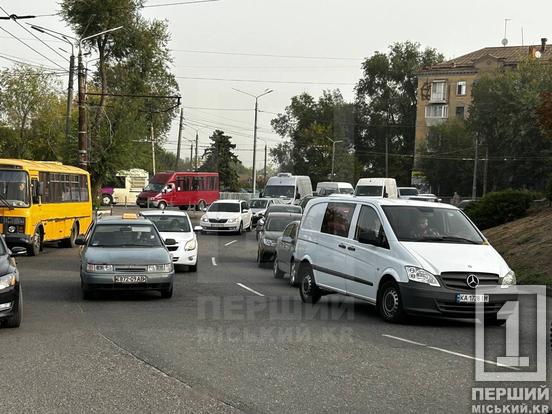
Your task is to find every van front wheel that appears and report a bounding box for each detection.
[299,266,321,304]
[377,281,406,323]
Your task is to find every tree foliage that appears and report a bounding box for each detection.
[355,41,443,185]
[270,90,356,185]
[199,130,241,191]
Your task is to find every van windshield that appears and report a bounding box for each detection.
[382,206,484,244]
[144,183,164,193]
[264,185,295,198]
[355,185,383,197]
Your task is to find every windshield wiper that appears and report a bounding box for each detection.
[0,193,13,210]
[418,236,480,244]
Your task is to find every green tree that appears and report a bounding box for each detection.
[355,42,443,185]
[270,90,356,185]
[419,118,474,196]
[199,130,241,191]
[468,61,552,191]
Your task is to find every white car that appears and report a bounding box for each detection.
[141,210,198,271]
[199,200,252,234]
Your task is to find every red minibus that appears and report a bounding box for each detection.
[136,172,219,210]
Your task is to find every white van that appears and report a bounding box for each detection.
[316,181,354,196]
[355,178,397,199]
[262,173,313,204]
[293,197,516,323]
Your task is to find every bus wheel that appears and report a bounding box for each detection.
[101,194,113,206]
[158,201,167,210]
[27,228,42,256]
[196,200,206,211]
[60,222,78,248]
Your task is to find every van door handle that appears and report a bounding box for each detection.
[347,246,356,251]
[338,243,346,249]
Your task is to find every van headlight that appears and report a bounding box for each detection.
[147,264,172,273]
[405,266,440,287]
[501,270,516,287]
[86,264,113,272]
[0,273,16,291]
[185,239,197,251]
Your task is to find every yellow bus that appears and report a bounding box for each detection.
[0,159,93,256]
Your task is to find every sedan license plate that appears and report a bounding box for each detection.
[114,275,147,283]
[212,223,224,228]
[456,293,489,303]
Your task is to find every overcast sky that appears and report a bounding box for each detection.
[1,0,551,167]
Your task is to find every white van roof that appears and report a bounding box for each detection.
[356,177,395,186]
[311,196,457,209]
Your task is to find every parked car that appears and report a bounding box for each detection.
[249,198,280,227]
[273,220,301,286]
[293,197,516,323]
[199,200,252,234]
[257,212,302,264]
[316,182,354,196]
[397,187,420,199]
[355,178,398,199]
[77,214,176,299]
[0,236,25,328]
[261,173,313,205]
[256,203,302,240]
[140,210,198,272]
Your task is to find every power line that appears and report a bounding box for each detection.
[181,105,251,111]
[170,49,363,61]
[143,0,220,8]
[176,75,355,86]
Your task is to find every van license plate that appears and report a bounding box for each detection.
[456,294,489,303]
[114,275,147,283]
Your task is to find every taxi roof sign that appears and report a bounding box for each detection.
[122,213,138,220]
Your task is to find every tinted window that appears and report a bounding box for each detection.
[302,202,326,231]
[264,185,294,198]
[355,185,383,197]
[399,188,419,196]
[147,215,191,233]
[266,216,297,232]
[267,204,302,214]
[39,172,89,203]
[89,224,162,247]
[209,202,240,213]
[320,203,355,237]
[339,188,354,194]
[355,205,386,245]
[283,222,294,237]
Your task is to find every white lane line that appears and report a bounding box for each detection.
[224,240,237,247]
[211,257,217,266]
[382,334,519,370]
[236,283,265,297]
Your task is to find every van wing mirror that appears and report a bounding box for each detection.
[75,235,87,246]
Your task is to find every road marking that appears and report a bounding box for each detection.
[382,334,519,370]
[236,283,265,297]
[224,240,237,246]
[211,257,217,266]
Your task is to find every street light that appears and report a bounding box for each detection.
[326,137,343,181]
[232,88,274,196]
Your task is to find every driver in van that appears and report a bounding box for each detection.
[411,215,439,239]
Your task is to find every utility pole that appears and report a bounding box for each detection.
[471,135,479,199]
[151,124,156,175]
[325,137,343,181]
[195,130,199,171]
[233,88,274,196]
[175,108,184,171]
[483,146,489,196]
[263,143,267,186]
[77,48,87,169]
[190,144,194,170]
[66,53,75,144]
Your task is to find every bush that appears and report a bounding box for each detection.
[463,190,536,230]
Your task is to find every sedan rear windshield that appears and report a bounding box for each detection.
[355,185,383,197]
[382,206,484,244]
[266,216,297,232]
[250,199,268,208]
[208,202,240,213]
[147,216,190,233]
[89,224,162,247]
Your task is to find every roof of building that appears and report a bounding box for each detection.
[421,45,552,72]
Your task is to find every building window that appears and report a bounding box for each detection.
[430,81,447,102]
[457,81,467,96]
[455,106,465,118]
[425,105,448,119]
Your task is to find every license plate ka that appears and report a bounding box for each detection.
[456,293,489,303]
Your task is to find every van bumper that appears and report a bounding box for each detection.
[398,282,516,319]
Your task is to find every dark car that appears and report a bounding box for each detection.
[257,212,302,264]
[77,214,175,299]
[273,220,300,286]
[299,195,316,211]
[0,236,26,328]
[256,203,302,240]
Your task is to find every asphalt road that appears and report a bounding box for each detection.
[2,211,551,413]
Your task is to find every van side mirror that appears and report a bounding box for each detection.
[75,235,87,246]
[9,246,27,256]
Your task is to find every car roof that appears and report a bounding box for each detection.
[311,196,458,209]
[140,210,189,218]
[96,215,154,225]
[212,199,242,204]
[266,212,302,219]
